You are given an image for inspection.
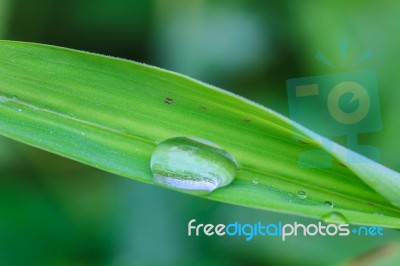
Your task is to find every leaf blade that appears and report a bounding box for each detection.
[0,41,399,227]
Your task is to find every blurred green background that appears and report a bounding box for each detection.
[1,0,399,265]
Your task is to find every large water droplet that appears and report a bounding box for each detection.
[321,212,348,223]
[324,201,334,208]
[297,190,307,199]
[150,137,237,193]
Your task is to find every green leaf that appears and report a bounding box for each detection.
[0,41,399,227]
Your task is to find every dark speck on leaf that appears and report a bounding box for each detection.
[164,97,174,104]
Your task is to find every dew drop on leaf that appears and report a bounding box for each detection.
[252,178,259,185]
[324,201,334,208]
[297,190,307,199]
[321,212,348,223]
[150,137,237,193]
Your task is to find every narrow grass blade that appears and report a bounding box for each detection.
[0,41,399,227]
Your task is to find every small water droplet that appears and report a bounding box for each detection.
[150,137,237,193]
[17,108,22,112]
[324,201,334,208]
[12,95,18,100]
[252,178,259,185]
[297,190,307,199]
[321,212,348,223]
[372,213,383,217]
[164,97,174,104]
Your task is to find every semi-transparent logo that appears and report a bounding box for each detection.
[286,41,382,167]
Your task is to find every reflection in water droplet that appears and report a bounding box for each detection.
[150,137,237,193]
[321,212,348,223]
[297,190,307,199]
[324,201,334,208]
